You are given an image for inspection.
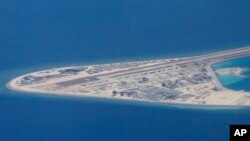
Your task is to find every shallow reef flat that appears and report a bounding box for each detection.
[7,46,250,106]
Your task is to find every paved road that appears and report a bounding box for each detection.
[55,46,250,87]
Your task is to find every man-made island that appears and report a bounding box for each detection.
[7,46,250,106]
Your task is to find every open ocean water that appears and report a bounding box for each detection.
[1,0,250,141]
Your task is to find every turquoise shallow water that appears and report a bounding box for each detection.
[1,0,250,141]
[213,56,250,91]
[2,68,250,141]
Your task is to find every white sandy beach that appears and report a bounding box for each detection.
[7,46,250,107]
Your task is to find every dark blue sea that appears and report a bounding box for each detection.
[1,0,250,141]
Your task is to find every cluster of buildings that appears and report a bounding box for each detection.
[17,58,215,104]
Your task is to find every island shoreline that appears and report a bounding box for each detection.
[6,46,250,107]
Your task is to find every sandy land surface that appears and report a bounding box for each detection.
[216,67,247,77]
[7,46,250,107]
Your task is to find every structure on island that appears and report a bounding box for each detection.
[7,46,250,106]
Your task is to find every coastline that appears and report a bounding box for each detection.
[6,46,250,107]
[5,80,249,109]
